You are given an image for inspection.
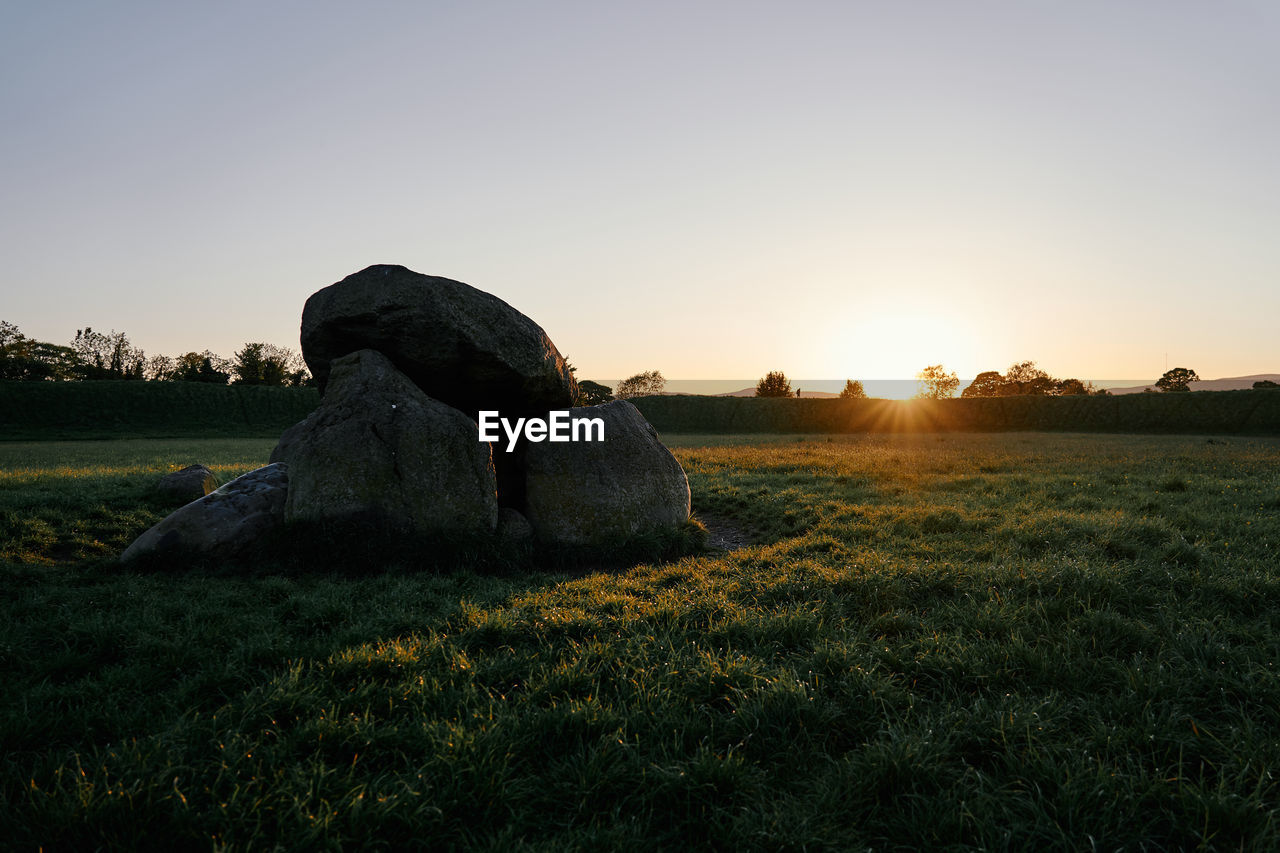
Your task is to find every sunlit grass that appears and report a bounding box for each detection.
[0,437,275,481]
[0,439,275,564]
[2,433,1279,849]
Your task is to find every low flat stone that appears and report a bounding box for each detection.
[122,463,288,561]
[156,464,219,503]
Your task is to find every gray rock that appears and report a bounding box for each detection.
[273,348,498,536]
[122,463,288,561]
[496,507,534,543]
[300,264,576,417]
[523,400,690,546]
[156,464,219,503]
[269,416,310,465]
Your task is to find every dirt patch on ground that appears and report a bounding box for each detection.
[697,514,757,552]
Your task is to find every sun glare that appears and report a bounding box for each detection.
[838,312,977,379]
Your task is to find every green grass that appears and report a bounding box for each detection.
[3,433,1280,849]
[0,438,277,564]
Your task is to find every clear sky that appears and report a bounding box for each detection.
[3,1,1277,382]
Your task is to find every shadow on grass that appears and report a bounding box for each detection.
[115,516,712,580]
[4,516,712,792]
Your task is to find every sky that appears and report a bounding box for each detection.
[3,1,1278,384]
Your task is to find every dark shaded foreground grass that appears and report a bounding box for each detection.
[2,433,1279,850]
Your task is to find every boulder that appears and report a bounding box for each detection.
[496,507,534,543]
[269,415,310,466]
[523,400,690,546]
[122,463,288,561]
[300,264,576,417]
[272,348,498,536]
[156,464,219,503]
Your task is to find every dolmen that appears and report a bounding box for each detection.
[122,264,691,563]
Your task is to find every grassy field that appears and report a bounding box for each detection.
[2,433,1279,849]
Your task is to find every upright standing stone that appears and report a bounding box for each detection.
[272,348,498,536]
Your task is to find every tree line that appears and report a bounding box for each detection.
[591,362,1216,403]
[0,321,312,386]
[960,363,1207,397]
[758,362,1209,400]
[958,361,1104,398]
[749,363,1105,400]
[14,326,1228,401]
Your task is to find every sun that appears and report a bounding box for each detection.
[830,311,978,379]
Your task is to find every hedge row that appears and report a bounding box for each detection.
[630,390,1280,435]
[0,380,320,439]
[4,382,1278,440]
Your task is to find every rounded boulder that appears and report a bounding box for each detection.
[300,264,576,417]
[156,464,220,504]
[122,463,288,562]
[523,400,691,547]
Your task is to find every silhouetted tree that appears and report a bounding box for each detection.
[19,341,79,380]
[0,321,20,351]
[1156,367,1199,393]
[1004,360,1054,396]
[915,364,959,399]
[1055,378,1090,396]
[961,371,1005,398]
[962,361,1092,397]
[232,343,269,385]
[232,343,304,386]
[198,357,231,384]
[755,371,793,397]
[1253,380,1279,390]
[0,321,30,380]
[172,351,231,384]
[71,327,145,380]
[839,379,867,399]
[576,380,613,406]
[145,354,175,381]
[615,370,665,399]
[0,322,78,380]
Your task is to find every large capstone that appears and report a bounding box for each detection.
[523,400,691,546]
[121,463,288,561]
[272,348,498,537]
[300,264,576,417]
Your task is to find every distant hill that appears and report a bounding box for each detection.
[718,387,839,398]
[1106,374,1280,395]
